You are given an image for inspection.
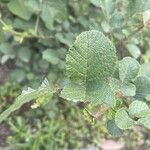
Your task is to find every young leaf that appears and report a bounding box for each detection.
[61,30,117,106]
[115,108,134,129]
[83,108,95,124]
[129,101,150,118]
[0,79,52,123]
[119,57,140,82]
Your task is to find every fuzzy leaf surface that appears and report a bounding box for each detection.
[115,108,134,129]
[129,101,150,118]
[61,30,117,106]
[119,57,140,82]
[121,82,136,97]
[134,76,150,101]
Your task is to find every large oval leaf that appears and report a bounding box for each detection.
[61,30,117,106]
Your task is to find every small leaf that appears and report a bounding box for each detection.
[134,76,150,101]
[18,47,31,63]
[61,30,117,106]
[10,69,26,83]
[40,0,67,30]
[42,49,60,65]
[0,43,14,55]
[119,57,140,82]
[126,44,141,59]
[107,120,124,137]
[0,79,52,123]
[83,108,95,124]
[105,0,116,15]
[121,82,136,97]
[7,0,33,20]
[129,101,150,118]
[110,11,125,29]
[138,116,150,129]
[107,109,116,120]
[101,21,110,33]
[115,108,134,129]
[139,63,150,79]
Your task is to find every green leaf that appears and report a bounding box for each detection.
[119,57,140,82]
[13,18,35,31]
[61,30,117,106]
[134,76,150,101]
[145,95,150,101]
[138,116,150,129]
[0,24,4,43]
[7,0,33,20]
[121,82,136,97]
[110,11,125,29]
[107,120,124,137]
[10,69,26,83]
[83,108,95,124]
[0,43,15,64]
[0,43,14,55]
[104,0,116,15]
[40,0,67,30]
[139,63,150,79]
[23,0,39,14]
[42,49,60,65]
[0,79,52,123]
[115,108,134,129]
[18,47,31,63]
[129,101,150,118]
[127,0,150,16]
[101,21,110,33]
[143,10,150,26]
[90,0,102,8]
[107,109,116,120]
[126,44,141,59]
